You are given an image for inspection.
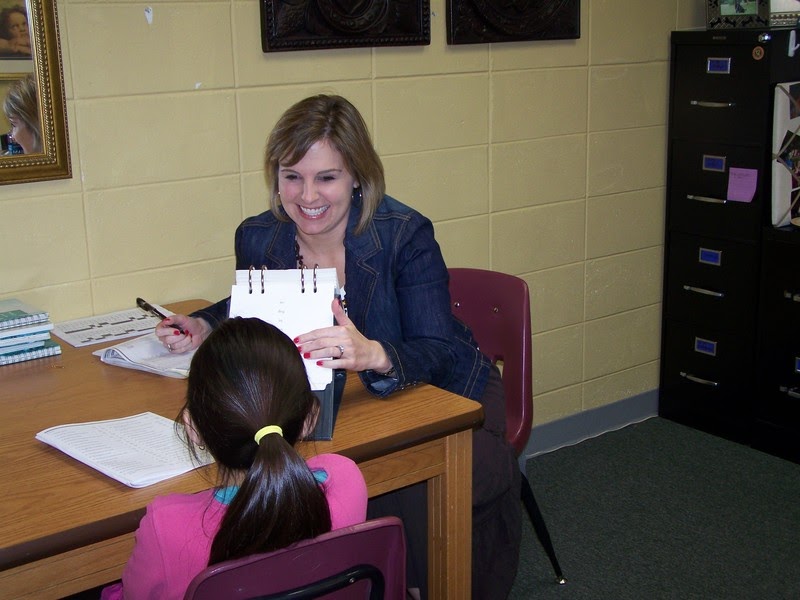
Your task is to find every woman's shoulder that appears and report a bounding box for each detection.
[371,195,433,231]
[376,194,420,216]
[238,209,280,228]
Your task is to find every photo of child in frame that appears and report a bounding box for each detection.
[720,0,757,16]
[0,1,31,58]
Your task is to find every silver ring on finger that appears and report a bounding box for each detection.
[167,344,173,352]
[337,344,344,359]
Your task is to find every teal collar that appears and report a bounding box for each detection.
[213,469,327,505]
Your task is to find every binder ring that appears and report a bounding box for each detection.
[248,266,254,294]
[300,265,306,294]
[313,264,318,293]
[261,265,267,294]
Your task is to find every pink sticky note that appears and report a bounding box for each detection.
[726,167,757,203]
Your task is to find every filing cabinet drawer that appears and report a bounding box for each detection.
[760,236,800,331]
[671,42,770,144]
[756,347,800,441]
[668,139,763,241]
[660,319,754,441]
[664,232,759,327]
[662,320,755,394]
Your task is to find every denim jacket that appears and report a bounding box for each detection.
[194,195,492,401]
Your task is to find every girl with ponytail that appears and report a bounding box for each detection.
[102,317,367,600]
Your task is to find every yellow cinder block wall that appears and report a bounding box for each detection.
[0,0,706,425]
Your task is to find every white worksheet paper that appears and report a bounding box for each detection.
[35,412,213,488]
[52,306,173,347]
[93,333,195,379]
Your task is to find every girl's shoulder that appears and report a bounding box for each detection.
[307,453,364,487]
[307,452,360,473]
[146,488,219,518]
[309,454,368,527]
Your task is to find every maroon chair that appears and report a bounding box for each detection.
[183,516,406,600]
[448,268,565,584]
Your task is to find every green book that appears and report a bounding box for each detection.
[0,322,53,344]
[0,299,49,331]
[0,339,46,355]
[0,339,61,366]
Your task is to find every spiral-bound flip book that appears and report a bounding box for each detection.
[229,266,343,440]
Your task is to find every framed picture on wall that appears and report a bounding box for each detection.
[259,0,430,52]
[0,0,32,69]
[447,0,580,45]
[706,0,770,28]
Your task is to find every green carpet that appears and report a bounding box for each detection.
[509,417,800,600]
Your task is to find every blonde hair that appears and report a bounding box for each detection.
[3,74,40,152]
[265,95,385,235]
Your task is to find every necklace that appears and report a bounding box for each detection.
[295,237,348,313]
[294,238,306,269]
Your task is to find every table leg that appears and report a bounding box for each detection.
[427,429,472,600]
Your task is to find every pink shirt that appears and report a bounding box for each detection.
[101,453,367,600]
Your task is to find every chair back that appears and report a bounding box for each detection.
[448,268,533,456]
[184,516,406,600]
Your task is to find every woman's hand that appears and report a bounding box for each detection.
[294,299,393,373]
[154,315,211,354]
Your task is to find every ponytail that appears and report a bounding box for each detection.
[209,428,331,563]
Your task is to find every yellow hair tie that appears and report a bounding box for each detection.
[254,425,283,444]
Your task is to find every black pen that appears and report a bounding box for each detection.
[136,297,185,333]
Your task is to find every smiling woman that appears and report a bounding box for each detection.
[0,0,70,184]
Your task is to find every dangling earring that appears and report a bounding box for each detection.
[198,444,206,451]
[352,186,362,203]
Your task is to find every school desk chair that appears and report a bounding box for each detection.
[183,516,406,600]
[448,267,566,585]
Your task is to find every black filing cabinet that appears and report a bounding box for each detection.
[660,28,800,458]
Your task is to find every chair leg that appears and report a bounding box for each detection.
[520,471,566,584]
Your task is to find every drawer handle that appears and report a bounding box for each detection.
[782,290,800,303]
[680,371,719,387]
[687,194,727,204]
[779,386,800,399]
[690,100,736,108]
[683,285,724,298]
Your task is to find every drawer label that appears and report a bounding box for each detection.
[694,337,718,356]
[702,154,726,172]
[706,57,731,74]
[795,357,800,373]
[698,247,722,266]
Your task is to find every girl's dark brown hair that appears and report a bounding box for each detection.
[182,317,331,564]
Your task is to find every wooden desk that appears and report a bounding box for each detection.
[0,300,482,600]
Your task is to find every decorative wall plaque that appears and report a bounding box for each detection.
[446,0,580,45]
[260,0,430,52]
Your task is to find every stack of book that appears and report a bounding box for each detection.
[0,299,62,366]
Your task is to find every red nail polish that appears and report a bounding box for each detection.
[173,330,180,335]
[316,360,323,366]
[304,352,312,359]
[293,337,300,343]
